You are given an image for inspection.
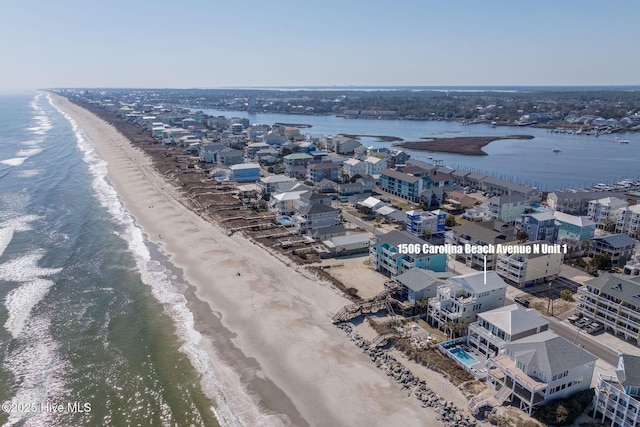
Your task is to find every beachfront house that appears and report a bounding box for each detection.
[467,304,550,358]
[322,233,371,257]
[257,176,296,199]
[283,153,313,178]
[428,271,508,332]
[229,164,261,182]
[394,267,449,306]
[593,353,640,427]
[487,331,596,415]
[293,203,340,234]
[369,230,447,277]
[576,272,640,343]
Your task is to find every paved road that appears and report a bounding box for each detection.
[341,210,384,235]
[504,296,618,366]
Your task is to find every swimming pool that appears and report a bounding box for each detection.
[450,348,479,367]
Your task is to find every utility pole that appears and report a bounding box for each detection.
[546,282,554,316]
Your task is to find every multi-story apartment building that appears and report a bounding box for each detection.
[306,162,340,183]
[369,230,447,277]
[547,191,625,216]
[495,241,563,287]
[487,331,596,415]
[616,204,640,239]
[379,169,425,202]
[405,209,446,238]
[593,353,640,427]
[428,271,507,330]
[468,304,550,358]
[576,272,640,343]
[445,221,516,271]
[587,196,629,229]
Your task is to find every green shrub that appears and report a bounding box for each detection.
[535,389,594,426]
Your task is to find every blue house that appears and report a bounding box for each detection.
[229,163,261,182]
[516,211,558,242]
[369,230,447,277]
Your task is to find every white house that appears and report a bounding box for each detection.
[428,271,508,331]
[594,353,640,427]
[467,304,550,358]
[487,331,596,415]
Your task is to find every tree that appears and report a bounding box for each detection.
[560,289,574,302]
[516,231,529,242]
[602,218,616,232]
[445,215,457,227]
[591,254,612,271]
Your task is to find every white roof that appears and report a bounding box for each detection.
[478,304,549,335]
[272,191,307,202]
[376,206,397,216]
[553,211,595,227]
[360,197,384,209]
[450,271,507,293]
[229,163,260,170]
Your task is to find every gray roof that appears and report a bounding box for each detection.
[450,271,508,293]
[395,267,448,294]
[453,222,516,245]
[550,190,625,201]
[488,194,527,205]
[505,330,597,378]
[298,204,339,216]
[617,354,640,388]
[466,173,488,181]
[592,234,636,249]
[478,304,549,336]
[381,169,420,184]
[451,170,470,178]
[585,272,640,305]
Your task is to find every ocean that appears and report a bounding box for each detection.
[0,93,221,426]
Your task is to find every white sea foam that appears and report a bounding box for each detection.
[0,226,14,258]
[4,278,55,338]
[0,157,28,167]
[21,139,43,146]
[15,169,43,178]
[15,148,43,157]
[2,315,69,427]
[50,93,249,427]
[0,214,41,233]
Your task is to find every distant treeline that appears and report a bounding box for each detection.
[74,88,640,123]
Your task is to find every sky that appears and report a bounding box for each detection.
[1,0,639,90]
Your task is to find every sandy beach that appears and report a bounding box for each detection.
[50,94,456,426]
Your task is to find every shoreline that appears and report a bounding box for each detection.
[50,95,445,426]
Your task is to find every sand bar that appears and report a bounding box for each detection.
[51,95,451,426]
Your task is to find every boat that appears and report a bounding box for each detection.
[552,148,561,153]
[615,137,630,143]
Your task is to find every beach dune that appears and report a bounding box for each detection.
[52,95,442,426]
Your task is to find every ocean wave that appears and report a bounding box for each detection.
[2,315,69,427]
[21,139,44,146]
[15,169,43,178]
[15,148,43,157]
[3,278,55,338]
[0,157,28,167]
[51,96,248,427]
[0,225,14,259]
